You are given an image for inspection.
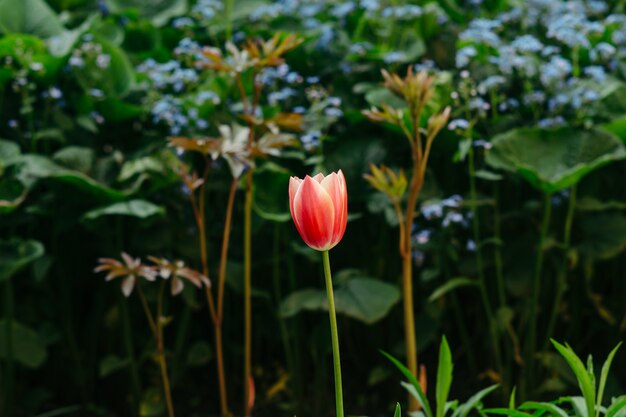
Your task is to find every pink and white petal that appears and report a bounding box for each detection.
[292,175,335,250]
[289,176,304,233]
[312,173,325,183]
[320,171,348,248]
[121,276,136,297]
[171,277,184,296]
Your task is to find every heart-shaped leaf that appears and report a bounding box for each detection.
[486,127,626,194]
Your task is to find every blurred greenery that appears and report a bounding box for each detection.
[1,0,626,416]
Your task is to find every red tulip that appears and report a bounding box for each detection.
[289,170,348,251]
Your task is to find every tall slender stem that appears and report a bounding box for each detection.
[544,185,577,349]
[243,169,253,416]
[493,184,506,309]
[224,0,234,41]
[525,192,552,396]
[213,178,238,417]
[322,251,344,417]
[156,281,175,417]
[191,166,230,416]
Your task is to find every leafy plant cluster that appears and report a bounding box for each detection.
[1,0,626,416]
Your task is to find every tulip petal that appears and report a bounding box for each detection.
[292,175,335,250]
[289,177,304,234]
[312,173,324,183]
[320,170,348,248]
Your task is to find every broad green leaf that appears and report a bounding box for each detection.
[597,343,622,416]
[519,401,568,417]
[451,384,499,417]
[576,197,626,212]
[578,213,626,260]
[0,239,45,282]
[280,277,400,324]
[253,164,291,222]
[334,278,400,324]
[279,289,326,318]
[0,0,64,38]
[105,0,187,26]
[99,355,129,378]
[0,319,48,368]
[11,154,126,201]
[53,146,94,174]
[82,200,165,221]
[486,127,626,194]
[436,336,453,417]
[551,340,595,417]
[428,277,477,302]
[0,139,20,166]
[394,402,401,417]
[382,351,433,417]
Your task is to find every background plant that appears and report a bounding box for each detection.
[1,0,626,416]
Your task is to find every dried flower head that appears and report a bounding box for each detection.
[244,33,303,68]
[94,253,157,297]
[148,257,210,296]
[363,164,408,202]
[382,68,436,113]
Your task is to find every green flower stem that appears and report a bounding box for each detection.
[544,185,577,349]
[468,143,504,382]
[493,184,507,310]
[322,250,344,417]
[243,169,253,416]
[525,191,553,395]
[156,281,175,417]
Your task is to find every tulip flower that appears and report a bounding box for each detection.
[288,170,347,417]
[289,170,348,251]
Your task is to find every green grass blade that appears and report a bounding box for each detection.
[483,408,533,417]
[394,402,401,417]
[451,384,499,417]
[606,396,626,417]
[551,339,596,417]
[519,401,569,417]
[381,350,433,417]
[597,343,622,417]
[509,386,517,409]
[436,336,453,417]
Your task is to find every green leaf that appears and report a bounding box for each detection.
[82,200,165,221]
[519,401,569,417]
[381,350,433,417]
[11,154,126,201]
[597,343,622,416]
[578,213,626,260]
[436,336,453,417]
[428,277,478,302]
[486,127,626,193]
[334,278,400,324]
[509,386,517,409]
[0,139,21,166]
[0,239,45,282]
[53,146,94,174]
[0,0,64,38]
[606,396,626,417]
[280,277,400,324]
[0,319,48,368]
[483,409,533,417]
[253,164,291,222]
[99,355,129,378]
[451,384,499,417]
[551,339,596,417]
[105,0,187,26]
[394,402,401,417]
[187,341,213,367]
